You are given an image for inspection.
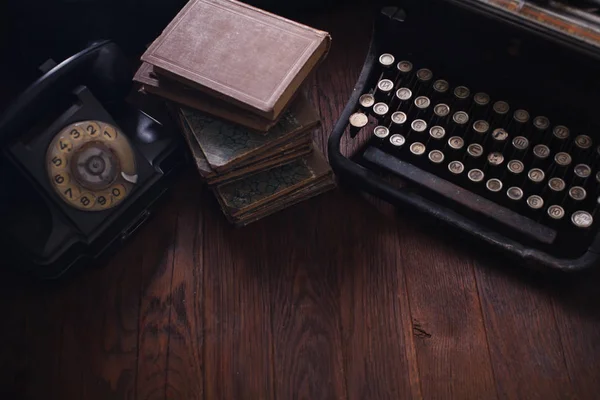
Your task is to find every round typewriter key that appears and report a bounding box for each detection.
[359,93,375,111]
[428,126,446,149]
[485,152,505,178]
[525,168,545,194]
[573,163,591,186]
[573,135,593,161]
[526,195,544,217]
[409,142,427,160]
[349,112,369,136]
[545,177,566,204]
[506,159,525,186]
[550,125,570,152]
[390,111,407,134]
[389,134,406,149]
[547,205,565,226]
[464,143,484,169]
[491,101,510,127]
[486,178,503,194]
[375,79,395,102]
[568,186,587,205]
[468,168,485,184]
[507,186,524,202]
[489,128,509,153]
[394,87,413,110]
[432,103,450,125]
[373,125,389,139]
[373,102,389,121]
[450,111,469,136]
[415,68,433,94]
[508,109,529,136]
[470,120,489,144]
[552,152,572,177]
[413,96,431,119]
[453,86,471,110]
[428,150,445,165]
[510,136,529,160]
[571,210,594,230]
[379,53,395,68]
[530,115,550,143]
[432,79,449,101]
[446,136,465,160]
[448,161,465,176]
[473,92,490,107]
[408,119,428,141]
[395,60,413,85]
[532,144,551,168]
[471,92,490,119]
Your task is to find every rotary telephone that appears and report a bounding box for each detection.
[0,40,185,279]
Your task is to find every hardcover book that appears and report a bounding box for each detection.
[140,0,331,120]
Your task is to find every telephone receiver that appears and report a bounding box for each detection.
[0,40,185,279]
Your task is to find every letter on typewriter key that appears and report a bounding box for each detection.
[408,119,428,142]
[464,143,484,170]
[527,195,545,216]
[409,142,427,162]
[446,136,465,160]
[568,186,587,207]
[373,102,389,122]
[525,168,545,194]
[485,152,505,178]
[546,205,565,227]
[549,125,570,152]
[432,80,450,102]
[393,88,413,111]
[571,210,594,230]
[468,168,485,185]
[489,128,509,153]
[491,101,510,127]
[349,112,368,137]
[507,186,524,203]
[573,163,591,186]
[448,160,465,177]
[510,136,529,160]
[531,116,550,143]
[359,94,375,112]
[378,53,396,79]
[552,152,572,177]
[453,86,471,111]
[471,92,490,119]
[414,68,433,95]
[413,96,431,119]
[573,135,593,161]
[470,120,490,144]
[375,79,395,102]
[508,109,530,136]
[373,125,390,143]
[486,178,503,196]
[532,144,551,169]
[506,159,525,187]
[389,134,406,150]
[431,103,451,126]
[390,111,407,134]
[428,150,445,166]
[450,111,470,137]
[545,177,566,204]
[395,60,413,86]
[428,126,446,150]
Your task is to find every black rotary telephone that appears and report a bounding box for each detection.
[0,40,186,279]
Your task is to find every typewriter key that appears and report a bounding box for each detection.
[413,96,431,119]
[510,136,529,160]
[349,112,369,137]
[428,126,446,149]
[408,119,428,142]
[546,205,565,226]
[471,92,491,119]
[378,53,396,80]
[531,116,550,143]
[373,126,390,142]
[468,168,485,185]
[486,178,503,195]
[507,186,524,203]
[506,159,525,186]
[470,120,490,144]
[550,125,570,152]
[375,79,395,102]
[571,210,594,230]
[552,152,572,177]
[489,128,509,153]
[450,111,470,137]
[491,101,510,127]
[389,134,406,150]
[373,102,389,121]
[432,80,450,102]
[393,88,413,111]
[428,150,445,166]
[415,68,433,95]
[567,187,587,211]
[446,136,465,160]
[409,142,427,162]
[526,195,545,218]
[545,177,567,204]
[508,109,530,136]
[532,144,551,169]
[573,163,592,186]
[573,135,593,161]
[526,168,545,194]
[359,94,375,111]
[485,152,505,178]
[395,60,414,86]
[448,161,465,177]
[453,86,471,110]
[431,103,451,126]
[390,111,408,134]
[464,143,484,169]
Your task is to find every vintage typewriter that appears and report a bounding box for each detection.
[329,0,600,271]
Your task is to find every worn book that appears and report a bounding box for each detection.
[214,149,334,221]
[140,0,331,121]
[178,96,320,172]
[134,63,279,132]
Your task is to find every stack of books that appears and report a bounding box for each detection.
[133,0,336,225]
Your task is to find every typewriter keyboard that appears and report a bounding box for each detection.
[353,53,599,255]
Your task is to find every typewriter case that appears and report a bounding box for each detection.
[328,0,600,271]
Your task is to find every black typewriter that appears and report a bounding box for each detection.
[328,0,600,271]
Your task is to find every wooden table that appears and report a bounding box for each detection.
[2,3,600,400]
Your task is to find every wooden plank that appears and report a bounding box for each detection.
[266,194,347,400]
[473,255,574,399]
[202,191,274,400]
[164,174,205,400]
[398,219,498,400]
[552,271,600,399]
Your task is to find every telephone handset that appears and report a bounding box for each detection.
[0,40,185,279]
